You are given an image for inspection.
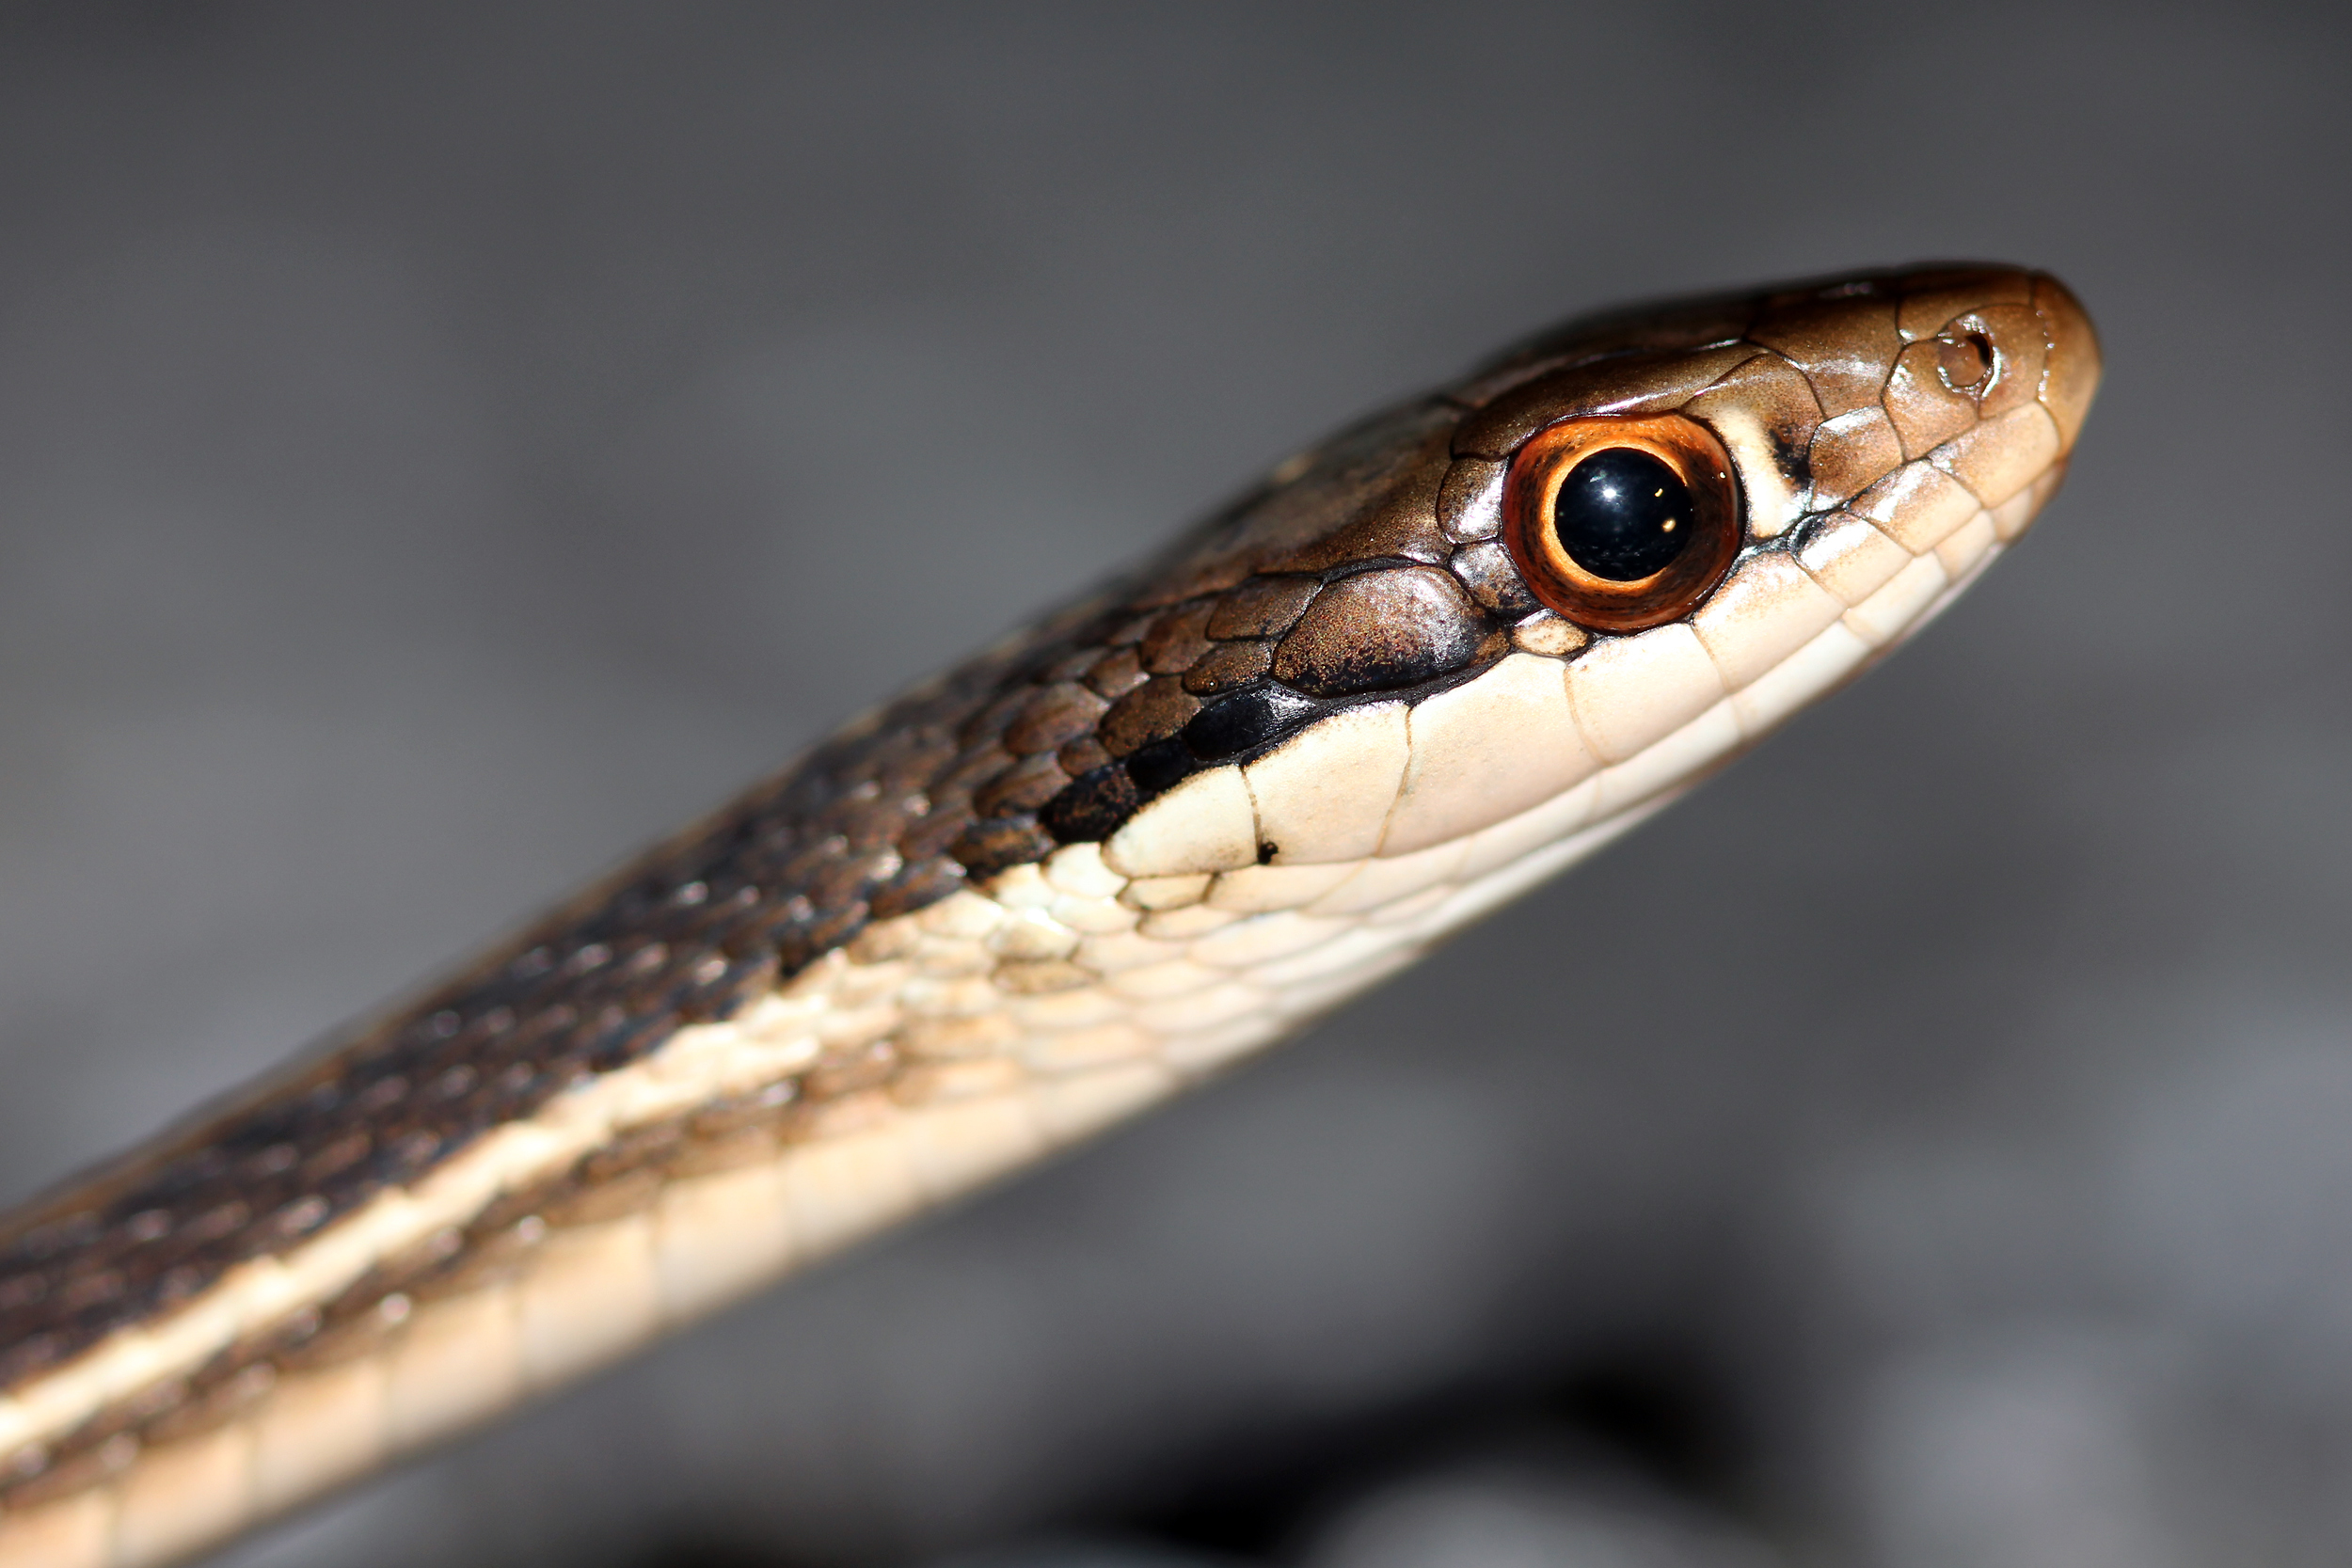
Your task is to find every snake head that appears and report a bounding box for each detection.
[451,265,2100,995]
[989,264,2099,893]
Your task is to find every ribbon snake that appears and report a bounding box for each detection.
[0,264,2101,1567]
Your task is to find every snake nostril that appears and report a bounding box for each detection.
[1937,331,1994,393]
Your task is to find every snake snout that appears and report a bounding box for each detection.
[1867,264,2101,515]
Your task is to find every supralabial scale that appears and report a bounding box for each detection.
[0,265,2099,1567]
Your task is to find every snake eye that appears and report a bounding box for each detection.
[1500,413,1742,633]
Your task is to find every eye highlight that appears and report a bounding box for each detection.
[1499,414,1742,633]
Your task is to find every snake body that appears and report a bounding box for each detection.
[0,265,2099,1567]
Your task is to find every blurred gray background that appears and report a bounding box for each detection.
[0,4,2344,1566]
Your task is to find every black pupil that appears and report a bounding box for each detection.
[1551,448,1693,581]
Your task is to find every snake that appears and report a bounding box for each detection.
[0,264,2099,1567]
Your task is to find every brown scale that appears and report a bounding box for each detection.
[1182,640,1275,696]
[1099,674,1201,757]
[0,267,2084,1497]
[1449,538,1541,617]
[1268,565,1486,697]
